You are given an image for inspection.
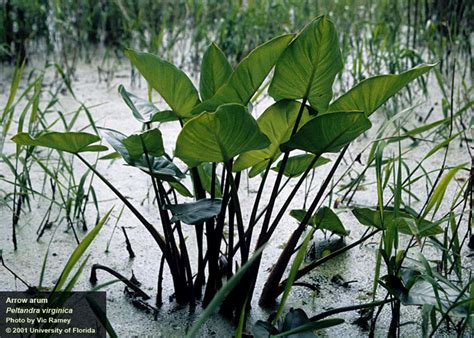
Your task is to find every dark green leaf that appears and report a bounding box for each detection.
[169,181,194,198]
[252,320,279,338]
[197,163,222,197]
[165,199,222,224]
[352,208,443,237]
[313,207,349,236]
[402,279,470,316]
[122,128,165,160]
[276,317,345,337]
[280,308,316,337]
[144,156,185,181]
[99,152,121,160]
[290,209,316,226]
[102,128,183,181]
[290,207,348,236]
[150,110,179,123]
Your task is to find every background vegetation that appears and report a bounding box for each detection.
[1,0,472,337]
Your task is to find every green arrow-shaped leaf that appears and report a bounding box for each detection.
[191,34,294,115]
[12,132,107,153]
[268,15,343,113]
[199,43,232,101]
[352,208,443,237]
[124,49,200,118]
[290,207,348,236]
[281,111,371,155]
[327,64,436,116]
[175,103,270,164]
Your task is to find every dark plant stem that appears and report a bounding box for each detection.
[76,154,167,252]
[76,154,197,303]
[121,227,135,258]
[175,219,195,304]
[241,177,292,242]
[203,166,231,306]
[141,146,175,257]
[190,166,207,298]
[0,255,31,289]
[11,152,20,250]
[140,144,184,299]
[156,255,165,307]
[225,161,248,264]
[388,299,400,337]
[155,177,192,304]
[265,155,320,238]
[310,298,394,322]
[258,98,308,240]
[368,293,391,337]
[227,175,237,278]
[230,177,292,257]
[259,145,348,306]
[239,99,309,310]
[89,263,150,299]
[245,161,271,249]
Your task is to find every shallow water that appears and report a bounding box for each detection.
[0,57,471,337]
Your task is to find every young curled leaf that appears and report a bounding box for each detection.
[118,85,178,123]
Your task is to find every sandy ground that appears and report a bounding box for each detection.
[0,56,472,337]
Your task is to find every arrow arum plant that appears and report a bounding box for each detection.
[12,15,444,334]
